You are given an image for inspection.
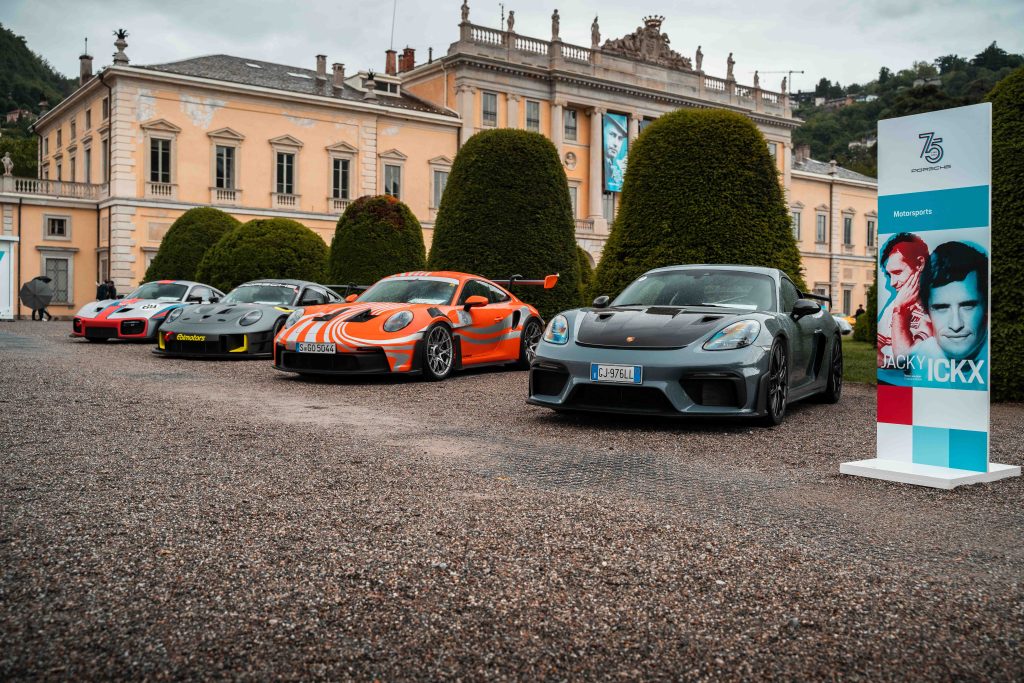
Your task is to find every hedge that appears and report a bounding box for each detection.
[986,66,1024,401]
[427,129,581,319]
[195,218,328,293]
[852,280,878,343]
[592,108,805,299]
[144,207,239,282]
[577,245,595,305]
[328,195,426,286]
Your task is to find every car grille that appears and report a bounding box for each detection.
[120,320,145,335]
[278,349,391,373]
[531,364,570,396]
[566,384,676,414]
[680,377,745,408]
[86,327,118,339]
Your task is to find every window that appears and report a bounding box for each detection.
[790,211,801,240]
[458,280,509,305]
[83,147,91,184]
[768,142,778,160]
[569,186,578,218]
[85,109,92,130]
[101,138,109,182]
[332,158,350,199]
[815,214,827,243]
[383,164,401,198]
[482,92,497,127]
[42,165,49,180]
[70,156,76,183]
[70,117,77,139]
[780,277,800,312]
[189,286,214,303]
[44,257,71,304]
[866,219,876,247]
[43,137,49,155]
[602,192,617,221]
[432,169,448,208]
[57,129,62,148]
[842,289,852,315]
[45,216,69,238]
[526,100,540,132]
[98,252,109,282]
[298,287,329,305]
[215,145,236,189]
[102,97,109,120]
[56,162,62,181]
[150,138,171,183]
[276,152,295,194]
[843,216,853,245]
[563,108,577,141]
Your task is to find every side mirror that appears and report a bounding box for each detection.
[345,294,358,303]
[792,299,821,319]
[209,296,220,304]
[463,295,488,310]
[592,295,610,309]
[186,295,203,303]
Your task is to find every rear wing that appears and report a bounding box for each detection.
[326,283,371,298]
[800,291,832,308]
[501,274,559,290]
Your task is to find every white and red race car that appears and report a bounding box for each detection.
[72,280,224,342]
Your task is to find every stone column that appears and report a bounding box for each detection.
[456,84,476,145]
[550,100,564,154]
[628,112,640,143]
[588,107,605,228]
[507,93,520,129]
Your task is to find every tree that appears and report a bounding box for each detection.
[592,108,805,298]
[196,217,328,293]
[814,77,832,97]
[576,245,594,304]
[852,280,877,343]
[935,54,968,75]
[985,66,1024,401]
[972,42,1023,71]
[144,207,240,282]
[427,129,581,318]
[327,195,426,286]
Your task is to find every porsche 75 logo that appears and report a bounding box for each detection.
[175,334,206,342]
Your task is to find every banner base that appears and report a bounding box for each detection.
[840,459,1020,490]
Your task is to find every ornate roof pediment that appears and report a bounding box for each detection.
[140,118,183,134]
[428,155,454,166]
[378,149,407,161]
[325,140,358,154]
[601,16,692,71]
[208,127,245,141]
[269,134,304,148]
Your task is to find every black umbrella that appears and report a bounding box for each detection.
[20,276,55,310]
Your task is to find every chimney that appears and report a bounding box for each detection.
[332,63,345,92]
[795,143,810,163]
[80,52,94,86]
[828,159,838,176]
[39,100,50,115]
[385,49,397,76]
[316,54,327,80]
[400,47,415,73]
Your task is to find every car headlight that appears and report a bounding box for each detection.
[284,308,304,329]
[165,307,184,323]
[703,320,761,351]
[543,314,569,345]
[239,309,263,327]
[383,310,413,333]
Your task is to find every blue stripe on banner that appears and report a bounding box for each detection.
[878,185,989,234]
[948,429,988,472]
[912,426,950,467]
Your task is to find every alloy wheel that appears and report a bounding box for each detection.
[427,326,454,377]
[767,343,789,419]
[523,320,542,364]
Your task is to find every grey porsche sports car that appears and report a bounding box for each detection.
[528,265,843,425]
[154,279,342,358]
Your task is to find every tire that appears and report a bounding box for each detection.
[815,336,843,404]
[516,317,543,369]
[760,339,790,427]
[421,323,455,381]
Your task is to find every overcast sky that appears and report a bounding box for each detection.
[3,0,1022,95]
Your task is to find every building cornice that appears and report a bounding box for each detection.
[792,168,877,189]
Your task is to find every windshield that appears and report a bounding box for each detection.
[613,269,777,311]
[222,283,299,306]
[126,282,188,301]
[358,277,458,305]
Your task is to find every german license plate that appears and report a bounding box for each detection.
[296,342,336,354]
[591,363,642,384]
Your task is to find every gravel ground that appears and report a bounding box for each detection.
[1,322,1023,681]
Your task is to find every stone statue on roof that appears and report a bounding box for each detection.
[753,70,760,88]
[601,16,692,70]
[781,76,787,94]
[726,52,735,80]
[591,16,600,49]
[695,45,703,72]
[461,0,469,23]
[2,152,13,177]
[552,9,560,40]
[507,10,515,32]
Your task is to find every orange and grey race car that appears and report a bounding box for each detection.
[273,271,557,380]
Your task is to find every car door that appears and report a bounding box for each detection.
[456,279,506,362]
[778,277,813,385]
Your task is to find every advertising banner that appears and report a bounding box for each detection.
[603,113,628,193]
[841,103,1019,488]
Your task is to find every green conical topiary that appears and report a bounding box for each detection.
[985,66,1024,401]
[195,217,328,293]
[592,108,805,298]
[328,195,426,286]
[427,129,581,319]
[576,245,595,305]
[144,207,240,282]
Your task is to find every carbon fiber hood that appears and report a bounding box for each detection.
[576,306,741,349]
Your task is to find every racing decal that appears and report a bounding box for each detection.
[175,334,207,342]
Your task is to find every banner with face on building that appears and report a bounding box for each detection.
[874,104,991,472]
[603,113,628,193]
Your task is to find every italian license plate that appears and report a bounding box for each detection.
[296,342,337,354]
[591,363,642,384]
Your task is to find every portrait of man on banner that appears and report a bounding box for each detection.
[603,113,628,193]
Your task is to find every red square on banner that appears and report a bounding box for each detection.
[877,385,913,425]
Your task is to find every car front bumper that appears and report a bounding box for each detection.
[73,317,153,340]
[527,340,772,417]
[154,328,277,358]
